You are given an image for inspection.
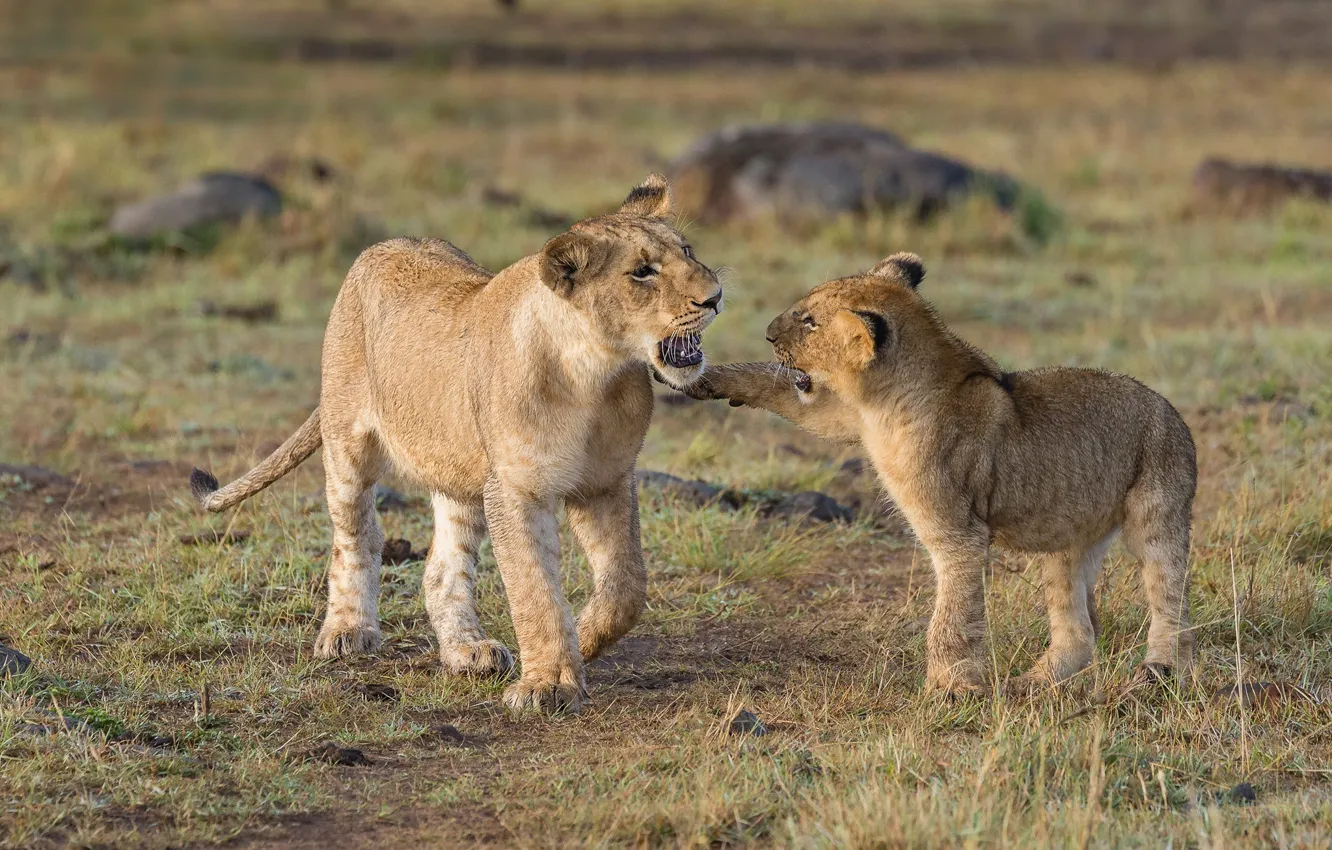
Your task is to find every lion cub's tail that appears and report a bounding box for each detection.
[189,407,323,512]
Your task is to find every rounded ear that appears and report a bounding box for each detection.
[540,231,608,297]
[868,252,925,289]
[618,172,674,219]
[829,309,886,369]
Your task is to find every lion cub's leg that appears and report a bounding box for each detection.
[920,533,991,695]
[424,494,514,677]
[1123,490,1195,683]
[314,433,388,659]
[567,474,647,661]
[483,478,584,715]
[1017,534,1116,689]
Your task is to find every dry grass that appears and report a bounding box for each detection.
[2,2,1332,848]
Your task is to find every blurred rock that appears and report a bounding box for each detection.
[195,299,279,324]
[727,708,768,737]
[636,470,734,510]
[1228,782,1257,804]
[1192,157,1332,215]
[768,490,853,523]
[0,464,74,491]
[1211,681,1317,710]
[308,741,370,766]
[382,538,426,564]
[671,122,1021,225]
[110,172,282,239]
[0,643,32,676]
[431,723,467,744]
[374,484,412,511]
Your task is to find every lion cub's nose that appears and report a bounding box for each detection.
[692,290,723,313]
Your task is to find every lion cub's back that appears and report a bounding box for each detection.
[1009,365,1195,479]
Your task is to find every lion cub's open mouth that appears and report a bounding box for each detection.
[793,370,813,393]
[659,333,704,368]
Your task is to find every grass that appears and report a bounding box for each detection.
[3,2,1332,847]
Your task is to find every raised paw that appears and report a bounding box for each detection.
[440,640,514,678]
[503,674,586,716]
[314,622,383,659]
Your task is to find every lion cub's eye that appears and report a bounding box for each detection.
[630,263,659,282]
[801,315,818,329]
[682,244,694,260]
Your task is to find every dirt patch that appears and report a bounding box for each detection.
[0,457,194,525]
[219,804,510,850]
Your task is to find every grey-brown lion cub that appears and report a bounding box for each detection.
[692,253,1196,694]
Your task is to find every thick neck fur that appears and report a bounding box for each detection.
[853,307,1004,436]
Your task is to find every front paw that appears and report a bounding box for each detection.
[925,658,989,697]
[314,621,383,659]
[503,670,587,715]
[440,640,514,678]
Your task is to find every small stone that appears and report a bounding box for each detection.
[1064,270,1097,288]
[1,643,32,676]
[432,724,466,744]
[354,683,398,703]
[1228,782,1257,804]
[309,741,371,766]
[381,538,423,565]
[728,709,768,738]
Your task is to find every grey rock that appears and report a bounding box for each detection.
[769,490,853,524]
[110,172,282,239]
[636,470,733,510]
[1,643,32,676]
[672,122,1020,225]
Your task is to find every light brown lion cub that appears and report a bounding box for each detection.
[693,253,1196,694]
[190,175,722,714]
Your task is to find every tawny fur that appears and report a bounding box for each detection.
[693,253,1196,694]
[190,175,722,714]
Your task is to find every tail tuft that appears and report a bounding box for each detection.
[189,468,221,509]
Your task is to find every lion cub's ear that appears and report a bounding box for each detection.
[540,231,610,297]
[830,309,887,369]
[868,252,925,289]
[618,173,674,219]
